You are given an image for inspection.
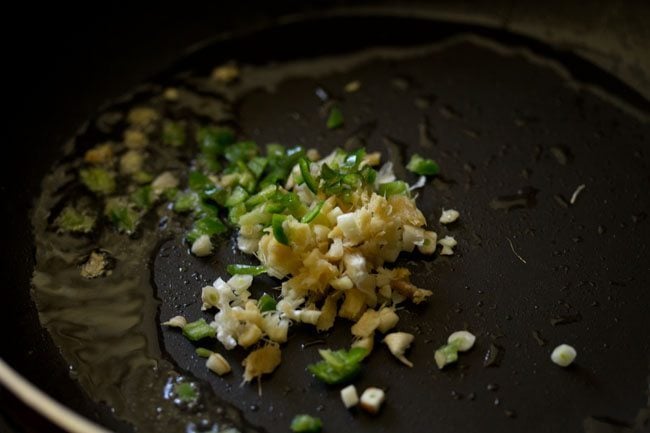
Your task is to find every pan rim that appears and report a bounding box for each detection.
[0,358,113,433]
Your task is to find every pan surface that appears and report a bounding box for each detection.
[4,13,650,433]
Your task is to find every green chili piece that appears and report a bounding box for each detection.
[326,106,344,130]
[307,347,368,385]
[195,348,213,358]
[271,214,289,245]
[225,185,249,207]
[257,293,277,313]
[80,168,116,195]
[406,154,440,176]
[290,414,322,433]
[298,158,319,193]
[300,201,325,223]
[173,192,199,213]
[377,180,409,196]
[197,126,235,156]
[55,206,96,233]
[186,216,227,243]
[173,382,200,405]
[182,318,216,341]
[162,120,186,147]
[130,185,154,210]
[226,264,267,276]
[104,198,141,235]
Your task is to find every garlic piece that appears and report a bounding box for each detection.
[383,332,415,367]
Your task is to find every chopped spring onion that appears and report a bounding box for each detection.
[173,192,199,213]
[299,158,319,193]
[225,140,258,163]
[226,264,267,276]
[257,293,277,313]
[225,185,249,207]
[162,120,186,147]
[55,206,96,233]
[327,106,344,130]
[79,168,116,195]
[182,318,216,341]
[434,342,459,369]
[271,214,289,245]
[551,344,577,367]
[377,181,409,196]
[195,347,213,358]
[290,414,322,433]
[447,330,476,352]
[188,171,212,192]
[406,154,439,176]
[132,170,154,184]
[307,347,368,385]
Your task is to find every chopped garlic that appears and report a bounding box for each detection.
[212,64,240,84]
[163,87,179,101]
[438,235,457,255]
[360,387,386,414]
[344,80,361,93]
[439,209,460,224]
[201,286,219,310]
[551,344,576,367]
[447,330,476,352]
[340,384,359,408]
[383,332,415,367]
[123,129,148,149]
[351,335,375,353]
[351,310,380,338]
[206,352,231,375]
[162,316,187,328]
[191,235,213,257]
[377,307,399,333]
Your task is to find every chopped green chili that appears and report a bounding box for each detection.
[186,216,227,243]
[80,168,116,195]
[224,140,258,163]
[55,206,96,233]
[377,180,409,196]
[271,214,289,245]
[130,185,154,210]
[173,382,199,405]
[406,154,440,176]
[197,126,235,156]
[182,318,216,341]
[300,201,325,223]
[225,185,249,207]
[326,106,344,130]
[257,293,277,313]
[104,198,141,235]
[298,158,319,193]
[290,414,322,433]
[195,348,213,358]
[188,171,212,192]
[307,347,368,385]
[226,264,267,276]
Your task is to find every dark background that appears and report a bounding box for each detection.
[2,2,648,432]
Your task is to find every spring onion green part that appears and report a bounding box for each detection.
[130,186,155,210]
[271,214,289,245]
[55,206,96,233]
[80,168,116,195]
[377,180,409,196]
[226,264,267,276]
[195,347,213,358]
[326,106,344,130]
[307,347,368,385]
[257,293,277,313]
[186,217,227,243]
[104,198,141,235]
[406,154,440,176]
[290,414,322,433]
[182,318,216,341]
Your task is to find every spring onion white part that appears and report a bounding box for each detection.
[439,209,460,224]
[447,330,476,352]
[551,344,577,367]
[206,352,231,376]
[434,343,459,369]
[359,387,386,414]
[383,332,415,367]
[340,384,359,408]
[162,316,187,328]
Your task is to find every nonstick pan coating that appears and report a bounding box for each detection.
[2,8,649,433]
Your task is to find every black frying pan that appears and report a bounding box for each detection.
[2,3,649,433]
